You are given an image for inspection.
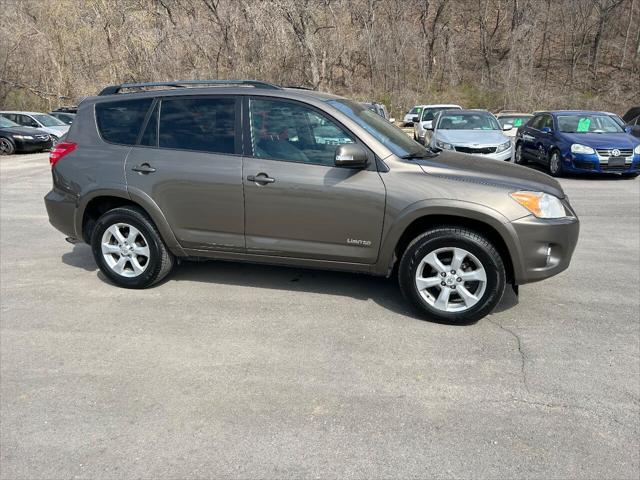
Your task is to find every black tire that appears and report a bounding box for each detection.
[548,149,563,177]
[514,142,527,165]
[398,226,506,323]
[0,137,15,155]
[91,206,174,288]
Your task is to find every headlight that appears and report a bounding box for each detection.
[435,140,454,150]
[12,135,33,140]
[510,191,567,219]
[634,145,640,155]
[495,141,511,153]
[571,144,595,154]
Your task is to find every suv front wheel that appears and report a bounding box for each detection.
[398,227,506,323]
[91,206,174,288]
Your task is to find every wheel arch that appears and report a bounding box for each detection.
[376,202,521,284]
[77,188,185,256]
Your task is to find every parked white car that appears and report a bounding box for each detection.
[495,112,532,138]
[402,105,426,126]
[413,104,462,145]
[430,110,513,161]
[0,111,69,144]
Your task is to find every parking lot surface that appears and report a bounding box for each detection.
[1,153,638,479]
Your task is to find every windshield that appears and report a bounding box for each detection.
[497,115,531,128]
[0,117,20,128]
[437,112,500,130]
[328,99,431,158]
[409,107,422,114]
[557,114,624,133]
[421,107,457,122]
[32,114,66,127]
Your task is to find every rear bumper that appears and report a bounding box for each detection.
[509,212,580,284]
[44,188,77,238]
[14,138,52,152]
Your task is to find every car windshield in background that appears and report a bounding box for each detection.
[409,107,422,114]
[32,114,66,127]
[0,117,20,128]
[438,112,500,130]
[557,114,624,133]
[498,116,531,128]
[328,99,431,158]
[421,108,449,121]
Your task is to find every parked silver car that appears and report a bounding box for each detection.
[429,110,513,161]
[414,104,462,145]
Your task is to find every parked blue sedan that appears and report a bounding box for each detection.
[514,111,640,178]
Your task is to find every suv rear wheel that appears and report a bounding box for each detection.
[398,227,506,323]
[91,206,174,288]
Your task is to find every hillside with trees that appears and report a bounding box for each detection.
[1,0,638,116]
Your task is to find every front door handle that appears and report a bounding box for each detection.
[132,163,156,174]
[247,173,275,184]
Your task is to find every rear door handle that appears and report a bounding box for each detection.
[247,174,275,184]
[132,163,156,174]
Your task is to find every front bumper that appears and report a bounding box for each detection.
[565,152,640,174]
[509,210,579,285]
[14,137,52,152]
[450,146,512,161]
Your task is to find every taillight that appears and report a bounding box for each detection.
[49,141,77,167]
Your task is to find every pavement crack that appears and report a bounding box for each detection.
[487,318,529,392]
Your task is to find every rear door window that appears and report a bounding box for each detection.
[158,97,237,154]
[96,98,153,145]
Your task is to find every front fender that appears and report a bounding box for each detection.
[373,199,524,279]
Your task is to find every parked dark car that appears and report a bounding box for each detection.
[0,116,52,155]
[515,110,640,177]
[622,106,640,139]
[45,79,579,323]
[49,111,76,125]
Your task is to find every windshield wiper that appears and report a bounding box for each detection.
[400,150,440,160]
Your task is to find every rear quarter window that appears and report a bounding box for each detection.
[95,98,153,145]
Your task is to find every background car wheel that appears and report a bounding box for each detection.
[514,143,527,165]
[0,137,15,155]
[549,150,563,177]
[398,226,506,323]
[91,206,174,288]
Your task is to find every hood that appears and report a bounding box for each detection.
[436,129,509,146]
[558,132,639,148]
[0,125,47,136]
[42,125,69,136]
[415,151,565,198]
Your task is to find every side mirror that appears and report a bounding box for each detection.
[541,126,553,134]
[503,124,513,131]
[422,120,433,130]
[335,143,368,168]
[624,125,632,134]
[411,116,419,123]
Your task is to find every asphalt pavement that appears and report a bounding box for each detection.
[1,152,638,479]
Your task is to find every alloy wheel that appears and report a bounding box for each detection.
[0,138,13,155]
[550,152,561,175]
[101,223,150,278]
[414,247,487,313]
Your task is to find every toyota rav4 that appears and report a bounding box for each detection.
[45,80,579,323]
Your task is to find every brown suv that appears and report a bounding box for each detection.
[44,80,579,323]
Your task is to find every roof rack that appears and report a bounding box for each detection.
[97,80,281,96]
